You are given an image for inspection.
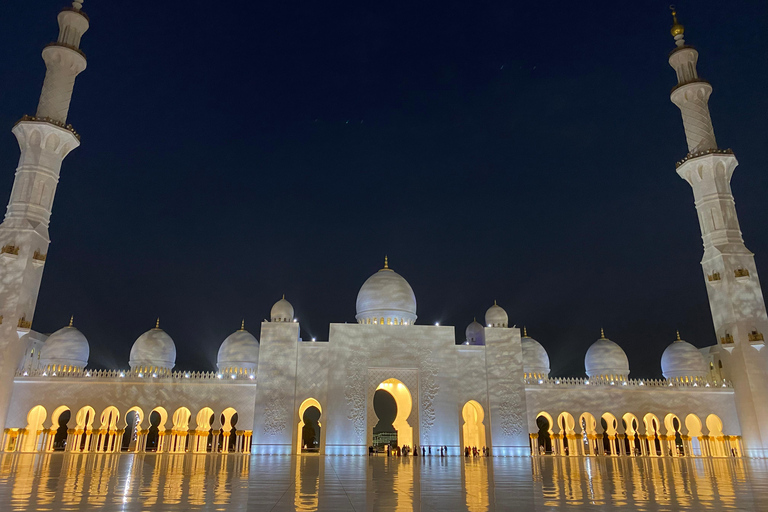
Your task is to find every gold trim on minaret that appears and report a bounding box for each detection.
[670,5,684,37]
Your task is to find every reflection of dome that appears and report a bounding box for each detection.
[485,301,508,327]
[271,296,294,322]
[129,320,176,371]
[355,258,417,325]
[521,328,549,378]
[584,329,629,379]
[465,319,485,345]
[40,319,89,369]
[661,332,707,380]
[217,322,259,374]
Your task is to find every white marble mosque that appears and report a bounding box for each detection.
[0,4,767,462]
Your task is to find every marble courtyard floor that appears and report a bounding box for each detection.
[1,453,767,511]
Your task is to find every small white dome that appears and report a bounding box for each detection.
[40,322,89,369]
[129,321,176,371]
[584,330,629,379]
[217,323,259,373]
[355,258,417,325]
[271,296,294,322]
[485,301,508,327]
[522,329,550,377]
[465,319,485,345]
[661,333,707,380]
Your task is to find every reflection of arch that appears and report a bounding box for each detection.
[375,379,413,448]
[461,401,486,451]
[297,398,322,454]
[21,405,47,452]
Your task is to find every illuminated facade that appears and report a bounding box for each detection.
[0,5,765,459]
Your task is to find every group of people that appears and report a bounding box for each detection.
[464,446,489,457]
[368,444,451,457]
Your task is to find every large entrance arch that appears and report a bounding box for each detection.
[461,401,486,451]
[297,398,322,454]
[373,378,413,448]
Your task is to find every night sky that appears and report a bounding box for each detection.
[1,1,767,378]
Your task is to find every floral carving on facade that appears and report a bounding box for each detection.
[419,350,439,444]
[263,390,287,436]
[345,355,367,442]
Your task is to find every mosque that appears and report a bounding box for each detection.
[0,3,767,460]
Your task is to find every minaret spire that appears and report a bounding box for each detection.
[669,11,768,457]
[0,0,90,438]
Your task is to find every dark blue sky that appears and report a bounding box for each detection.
[1,1,767,378]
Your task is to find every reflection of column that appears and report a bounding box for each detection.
[529,433,538,456]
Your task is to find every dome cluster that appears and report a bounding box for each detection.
[356,258,417,326]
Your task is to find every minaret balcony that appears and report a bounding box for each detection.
[748,331,765,351]
[675,148,733,169]
[14,115,80,141]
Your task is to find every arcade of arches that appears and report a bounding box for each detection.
[532,410,742,458]
[2,404,251,454]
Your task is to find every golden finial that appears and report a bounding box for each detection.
[282,294,285,300]
[384,255,389,269]
[670,5,684,38]
[240,319,245,331]
[155,317,160,329]
[523,326,528,337]
[676,330,681,341]
[494,299,497,306]
[69,315,74,327]
[600,327,606,339]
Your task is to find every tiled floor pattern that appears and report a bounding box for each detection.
[0,453,767,511]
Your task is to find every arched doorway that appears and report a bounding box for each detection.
[296,398,322,454]
[220,407,238,453]
[193,407,214,453]
[21,405,47,452]
[146,408,168,452]
[535,412,553,455]
[50,406,71,452]
[461,401,486,452]
[373,379,413,450]
[122,408,143,452]
[74,406,96,453]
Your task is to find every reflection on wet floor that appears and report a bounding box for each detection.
[0,453,767,511]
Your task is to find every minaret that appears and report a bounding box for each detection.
[0,1,89,429]
[668,9,768,456]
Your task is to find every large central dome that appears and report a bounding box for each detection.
[356,258,417,325]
